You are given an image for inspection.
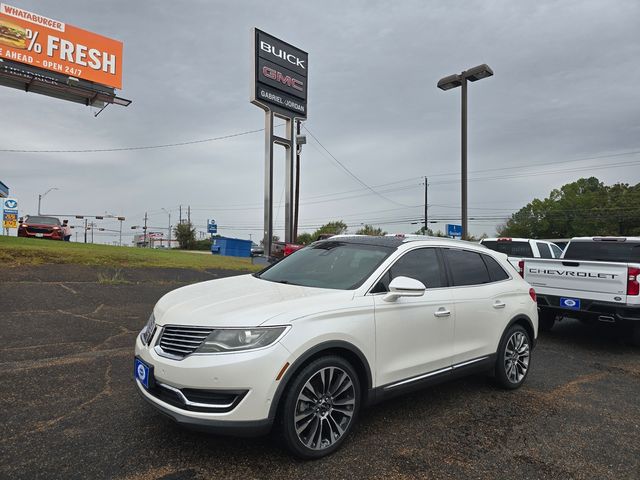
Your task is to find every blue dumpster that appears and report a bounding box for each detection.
[211,237,252,257]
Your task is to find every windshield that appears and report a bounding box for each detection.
[563,241,640,263]
[256,241,394,290]
[24,216,60,226]
[481,240,533,258]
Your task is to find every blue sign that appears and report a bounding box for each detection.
[207,221,218,234]
[4,199,17,209]
[446,224,462,237]
[560,297,581,310]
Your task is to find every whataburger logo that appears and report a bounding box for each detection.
[260,40,306,70]
[1,3,65,32]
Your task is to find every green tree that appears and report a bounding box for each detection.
[296,232,313,245]
[355,224,386,236]
[498,177,640,238]
[414,227,448,237]
[313,221,348,237]
[174,222,196,249]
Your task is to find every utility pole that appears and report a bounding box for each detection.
[294,120,301,242]
[187,205,191,224]
[424,176,428,235]
[143,212,148,247]
[179,205,182,224]
[84,218,88,244]
[90,222,95,243]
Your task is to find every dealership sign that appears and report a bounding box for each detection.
[0,3,123,88]
[251,28,307,118]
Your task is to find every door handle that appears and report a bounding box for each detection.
[493,301,506,309]
[434,308,451,318]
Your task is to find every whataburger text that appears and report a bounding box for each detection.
[0,3,122,89]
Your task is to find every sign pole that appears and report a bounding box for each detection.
[263,110,274,258]
[284,116,294,243]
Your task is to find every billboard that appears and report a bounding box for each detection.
[0,3,123,89]
[251,28,307,118]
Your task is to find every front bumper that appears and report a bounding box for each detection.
[18,229,63,240]
[134,333,291,434]
[537,294,640,324]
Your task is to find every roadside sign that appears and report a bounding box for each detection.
[207,220,217,234]
[446,224,462,237]
[251,28,308,118]
[2,197,18,229]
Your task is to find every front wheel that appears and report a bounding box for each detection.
[494,325,532,389]
[280,356,361,459]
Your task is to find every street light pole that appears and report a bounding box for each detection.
[37,187,59,215]
[437,64,493,239]
[161,208,171,248]
[461,77,468,239]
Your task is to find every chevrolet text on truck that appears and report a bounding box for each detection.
[522,236,640,344]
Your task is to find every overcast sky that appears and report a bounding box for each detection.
[2,0,639,244]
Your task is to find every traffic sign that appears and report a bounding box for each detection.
[446,224,462,237]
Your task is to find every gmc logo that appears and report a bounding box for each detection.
[262,66,304,92]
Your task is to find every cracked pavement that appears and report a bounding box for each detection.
[1,265,639,480]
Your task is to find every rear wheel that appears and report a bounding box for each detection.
[280,356,361,459]
[494,324,532,389]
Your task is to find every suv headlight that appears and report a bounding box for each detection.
[195,327,287,353]
[140,313,156,345]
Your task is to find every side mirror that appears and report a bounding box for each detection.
[383,276,426,302]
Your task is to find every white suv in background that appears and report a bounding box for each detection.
[134,236,538,458]
[481,237,564,269]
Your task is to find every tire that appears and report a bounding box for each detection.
[280,355,361,459]
[538,311,556,332]
[494,324,532,390]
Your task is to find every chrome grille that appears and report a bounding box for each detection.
[159,326,213,358]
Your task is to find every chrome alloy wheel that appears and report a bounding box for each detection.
[294,367,356,450]
[504,331,530,383]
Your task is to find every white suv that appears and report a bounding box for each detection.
[134,236,538,458]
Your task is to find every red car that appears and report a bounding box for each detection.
[18,216,64,240]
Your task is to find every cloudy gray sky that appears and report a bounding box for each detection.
[2,0,639,244]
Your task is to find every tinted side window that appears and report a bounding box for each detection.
[550,244,563,258]
[482,255,510,282]
[481,241,534,258]
[536,242,552,258]
[444,249,491,286]
[373,248,445,292]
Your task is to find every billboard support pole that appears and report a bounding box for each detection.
[263,111,274,259]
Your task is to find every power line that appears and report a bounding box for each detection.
[303,125,413,207]
[0,127,267,153]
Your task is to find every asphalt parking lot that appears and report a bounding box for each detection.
[1,265,639,480]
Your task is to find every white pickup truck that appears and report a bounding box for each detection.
[522,237,640,343]
[480,237,563,269]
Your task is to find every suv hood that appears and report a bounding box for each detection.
[154,274,354,327]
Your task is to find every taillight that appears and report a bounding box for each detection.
[529,288,536,302]
[518,260,524,278]
[628,267,640,296]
